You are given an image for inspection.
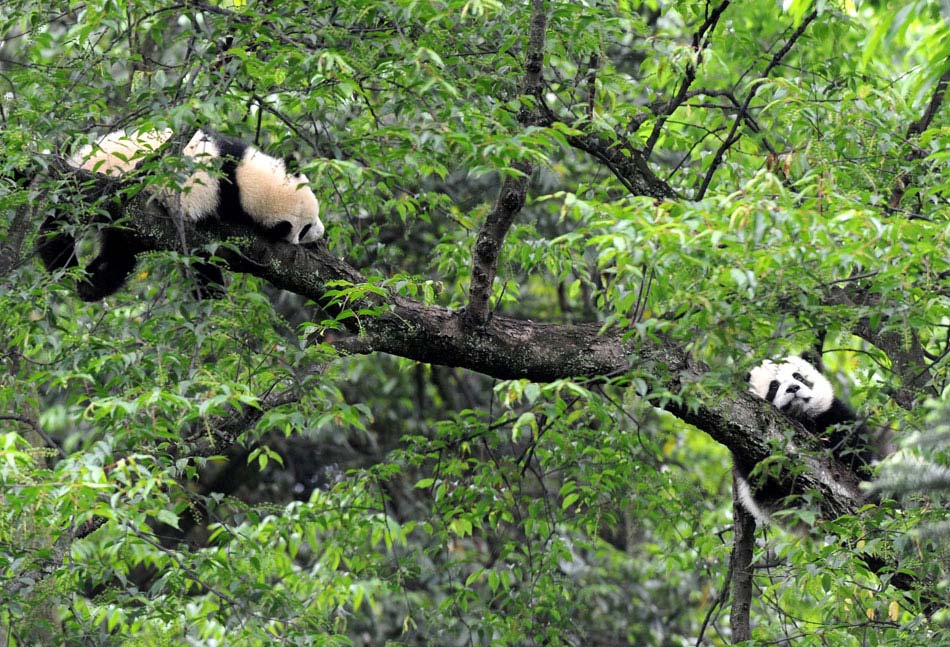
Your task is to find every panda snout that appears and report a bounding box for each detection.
[786,384,800,394]
[299,219,325,243]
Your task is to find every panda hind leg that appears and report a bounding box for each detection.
[190,260,226,300]
[76,229,141,301]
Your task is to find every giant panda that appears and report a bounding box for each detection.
[737,355,877,525]
[38,128,324,300]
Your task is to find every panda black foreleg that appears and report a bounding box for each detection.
[812,398,876,477]
[76,229,141,301]
[36,213,79,272]
[825,422,877,478]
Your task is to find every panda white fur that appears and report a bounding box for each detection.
[738,355,876,525]
[39,128,324,300]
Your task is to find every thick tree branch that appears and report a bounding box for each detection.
[729,477,755,644]
[58,188,875,514]
[54,177,869,516]
[463,0,547,328]
[463,164,532,328]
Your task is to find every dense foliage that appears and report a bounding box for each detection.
[2,0,950,645]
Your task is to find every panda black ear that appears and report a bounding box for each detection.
[283,156,300,175]
[744,372,751,383]
[800,349,824,372]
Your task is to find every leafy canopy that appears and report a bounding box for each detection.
[1,0,950,645]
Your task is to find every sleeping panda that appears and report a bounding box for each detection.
[737,355,877,525]
[38,128,324,300]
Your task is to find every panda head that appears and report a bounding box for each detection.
[234,148,325,245]
[748,355,834,421]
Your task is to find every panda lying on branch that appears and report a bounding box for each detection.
[737,355,882,526]
[39,128,325,300]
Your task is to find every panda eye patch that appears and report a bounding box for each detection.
[791,372,814,388]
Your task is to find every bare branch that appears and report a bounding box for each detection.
[462,164,532,328]
[696,10,818,200]
[889,63,950,210]
[644,0,731,154]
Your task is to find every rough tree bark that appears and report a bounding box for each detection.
[730,471,756,644]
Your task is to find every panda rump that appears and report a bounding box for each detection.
[39,128,324,300]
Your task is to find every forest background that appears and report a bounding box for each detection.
[2,0,950,645]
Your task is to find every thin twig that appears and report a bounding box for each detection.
[644,0,731,154]
[696,10,818,200]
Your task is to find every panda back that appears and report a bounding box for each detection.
[172,130,244,222]
[180,130,290,238]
